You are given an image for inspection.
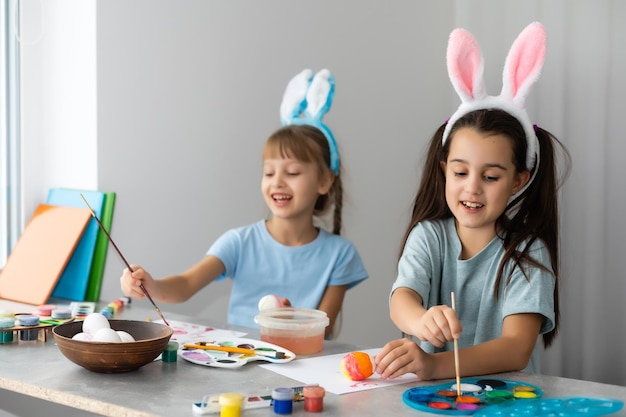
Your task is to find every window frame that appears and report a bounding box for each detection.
[1,0,22,268]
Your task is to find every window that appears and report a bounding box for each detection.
[1,0,21,268]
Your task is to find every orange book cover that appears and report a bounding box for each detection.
[0,204,91,305]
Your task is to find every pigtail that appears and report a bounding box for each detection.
[498,126,570,347]
[331,173,343,235]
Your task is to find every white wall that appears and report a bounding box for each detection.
[95,0,449,350]
[20,0,97,216]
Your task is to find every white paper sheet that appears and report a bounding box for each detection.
[259,348,420,395]
[154,319,247,343]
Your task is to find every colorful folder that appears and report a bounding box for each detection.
[84,191,116,302]
[47,189,106,301]
[0,204,91,305]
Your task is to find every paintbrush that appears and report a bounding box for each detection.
[451,291,461,398]
[79,193,170,326]
[183,342,287,359]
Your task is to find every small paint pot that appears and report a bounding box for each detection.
[218,392,243,417]
[272,387,294,415]
[17,314,40,343]
[37,304,56,316]
[51,308,72,319]
[0,317,16,344]
[0,309,15,318]
[303,385,325,412]
[162,341,179,362]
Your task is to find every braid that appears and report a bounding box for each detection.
[331,175,343,235]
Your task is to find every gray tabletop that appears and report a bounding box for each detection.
[1,301,625,417]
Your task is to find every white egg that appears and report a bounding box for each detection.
[72,332,93,341]
[82,312,111,335]
[92,327,122,342]
[116,331,135,342]
[258,294,284,311]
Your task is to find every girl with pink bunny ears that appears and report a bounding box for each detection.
[121,69,367,340]
[375,23,570,380]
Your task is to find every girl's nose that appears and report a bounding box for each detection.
[272,172,286,186]
[465,174,482,194]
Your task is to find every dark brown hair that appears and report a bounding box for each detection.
[401,109,570,347]
[263,124,343,235]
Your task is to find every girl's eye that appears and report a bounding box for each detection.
[454,171,467,177]
[287,172,300,176]
[264,172,274,177]
[484,175,499,182]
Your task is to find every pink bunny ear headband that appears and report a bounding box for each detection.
[280,69,339,175]
[442,22,546,201]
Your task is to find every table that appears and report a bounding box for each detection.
[1,300,625,417]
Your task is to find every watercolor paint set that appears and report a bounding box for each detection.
[192,385,309,415]
[403,378,623,417]
[403,378,544,415]
[179,337,295,369]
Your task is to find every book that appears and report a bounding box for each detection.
[84,191,116,302]
[47,189,106,301]
[0,204,91,305]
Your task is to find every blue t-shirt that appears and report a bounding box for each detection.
[208,220,368,328]
[392,218,555,373]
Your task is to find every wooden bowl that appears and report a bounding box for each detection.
[53,320,173,373]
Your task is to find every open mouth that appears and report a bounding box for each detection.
[272,194,292,202]
[462,201,483,209]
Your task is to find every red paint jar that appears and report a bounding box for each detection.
[303,386,325,412]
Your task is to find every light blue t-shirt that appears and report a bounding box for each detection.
[208,220,368,328]
[392,218,555,373]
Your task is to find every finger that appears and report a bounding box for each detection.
[443,308,462,339]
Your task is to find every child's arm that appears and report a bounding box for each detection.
[375,312,542,380]
[317,284,348,339]
[390,287,461,346]
[120,255,226,304]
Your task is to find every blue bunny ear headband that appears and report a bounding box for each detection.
[280,69,340,175]
[443,22,546,202]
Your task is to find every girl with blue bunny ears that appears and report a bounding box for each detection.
[375,23,570,380]
[120,69,368,339]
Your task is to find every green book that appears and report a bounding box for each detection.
[84,192,116,302]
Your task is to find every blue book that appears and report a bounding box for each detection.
[47,188,105,301]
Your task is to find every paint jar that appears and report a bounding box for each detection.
[17,314,40,344]
[218,392,243,417]
[162,341,179,362]
[303,385,325,412]
[0,317,16,344]
[272,387,294,415]
[37,304,56,316]
[51,308,72,319]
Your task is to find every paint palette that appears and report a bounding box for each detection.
[179,337,295,369]
[403,378,543,415]
[473,397,624,417]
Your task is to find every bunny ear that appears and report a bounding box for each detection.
[501,22,546,106]
[305,69,335,121]
[280,69,314,125]
[447,28,486,102]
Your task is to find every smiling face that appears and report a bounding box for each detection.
[441,127,530,239]
[262,155,332,223]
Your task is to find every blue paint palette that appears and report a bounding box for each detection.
[403,378,543,415]
[473,397,624,417]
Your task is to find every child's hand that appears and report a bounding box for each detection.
[120,265,154,299]
[374,338,435,380]
[411,305,462,348]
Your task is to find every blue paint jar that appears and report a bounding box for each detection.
[0,317,15,343]
[18,314,40,343]
[272,387,294,415]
